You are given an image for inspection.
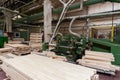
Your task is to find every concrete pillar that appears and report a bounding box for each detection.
[3,10,12,32]
[44,0,52,42]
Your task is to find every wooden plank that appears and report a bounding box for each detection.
[77,59,111,65]
[77,59,115,72]
[83,55,114,62]
[85,50,114,60]
[1,54,98,80]
[0,48,13,54]
[8,41,22,44]
[77,50,117,75]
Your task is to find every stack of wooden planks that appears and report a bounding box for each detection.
[1,54,99,80]
[77,50,120,75]
[5,44,30,56]
[29,33,42,52]
[8,38,24,44]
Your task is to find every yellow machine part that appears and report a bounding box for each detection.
[111,26,115,42]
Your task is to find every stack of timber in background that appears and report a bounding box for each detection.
[29,33,42,52]
[77,50,120,75]
[8,41,22,44]
[8,38,24,44]
[5,44,30,56]
[1,54,99,80]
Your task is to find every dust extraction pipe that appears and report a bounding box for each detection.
[65,11,120,19]
[69,17,80,38]
[49,0,75,46]
[15,0,120,23]
[15,0,106,22]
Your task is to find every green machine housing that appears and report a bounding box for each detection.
[50,34,86,61]
[90,26,120,66]
[0,36,8,48]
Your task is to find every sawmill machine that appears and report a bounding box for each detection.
[45,0,88,61]
[90,26,120,65]
[51,33,87,61]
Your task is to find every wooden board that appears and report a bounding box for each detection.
[85,50,114,60]
[8,41,22,44]
[77,50,119,75]
[1,54,98,80]
[0,48,13,54]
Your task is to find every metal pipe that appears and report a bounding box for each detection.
[15,0,120,22]
[0,7,27,17]
[49,0,75,45]
[65,11,120,19]
[69,17,80,38]
[15,0,105,22]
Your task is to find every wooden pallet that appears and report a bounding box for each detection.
[5,44,31,56]
[1,54,99,80]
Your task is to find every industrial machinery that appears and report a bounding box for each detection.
[45,0,87,61]
[42,0,120,65]
[90,26,120,65]
[51,34,86,61]
[0,30,8,48]
[0,36,8,48]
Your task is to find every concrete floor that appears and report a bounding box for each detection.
[0,70,7,80]
[0,70,120,80]
[99,71,120,80]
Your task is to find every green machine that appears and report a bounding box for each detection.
[51,34,86,61]
[90,26,120,66]
[0,30,8,48]
[46,16,88,61]
[0,36,8,48]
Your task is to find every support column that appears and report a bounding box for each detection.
[3,10,12,32]
[44,0,52,43]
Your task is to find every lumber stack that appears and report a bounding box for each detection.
[8,38,24,44]
[13,38,24,42]
[77,50,120,75]
[1,54,99,80]
[29,33,42,51]
[0,48,13,54]
[5,44,30,55]
[43,51,67,61]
